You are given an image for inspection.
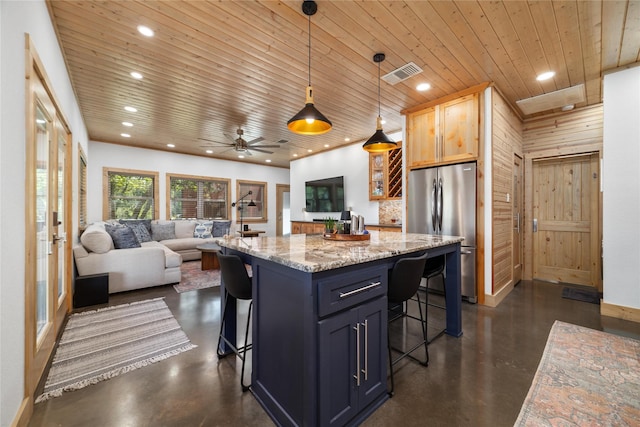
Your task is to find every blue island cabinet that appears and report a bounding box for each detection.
[249,258,390,427]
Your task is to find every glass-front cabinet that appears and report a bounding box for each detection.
[369,142,402,200]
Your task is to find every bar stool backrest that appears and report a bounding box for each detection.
[217,252,252,300]
[388,253,429,304]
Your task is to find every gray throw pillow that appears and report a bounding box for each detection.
[105,224,141,249]
[126,222,152,243]
[119,219,152,233]
[151,222,176,241]
[212,220,231,237]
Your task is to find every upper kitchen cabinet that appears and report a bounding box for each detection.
[405,84,486,170]
[369,142,402,200]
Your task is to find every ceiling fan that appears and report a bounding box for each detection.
[199,128,285,156]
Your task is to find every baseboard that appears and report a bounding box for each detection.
[601,301,640,323]
[11,396,32,427]
[484,280,515,307]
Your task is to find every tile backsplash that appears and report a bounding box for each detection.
[379,200,402,224]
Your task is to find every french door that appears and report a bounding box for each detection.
[25,36,72,401]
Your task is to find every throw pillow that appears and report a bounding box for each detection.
[119,219,152,233]
[105,224,141,249]
[125,222,152,243]
[151,222,176,241]
[194,221,213,238]
[212,220,231,237]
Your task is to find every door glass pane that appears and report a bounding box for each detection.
[35,106,50,337]
[57,131,66,300]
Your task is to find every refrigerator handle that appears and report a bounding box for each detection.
[431,179,437,232]
[437,177,443,232]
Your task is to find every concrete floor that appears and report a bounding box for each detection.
[29,279,639,427]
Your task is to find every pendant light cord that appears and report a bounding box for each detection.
[308,13,311,86]
[378,60,381,117]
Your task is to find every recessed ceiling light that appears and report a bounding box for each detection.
[205,149,213,154]
[344,137,350,142]
[307,149,313,153]
[238,155,245,159]
[137,25,154,37]
[324,144,330,148]
[536,71,555,81]
[561,104,575,111]
[130,71,143,80]
[265,159,272,163]
[121,133,131,138]
[167,144,175,148]
[293,154,298,157]
[124,106,137,112]
[416,83,431,91]
[122,121,133,127]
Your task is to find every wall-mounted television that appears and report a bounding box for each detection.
[305,176,345,213]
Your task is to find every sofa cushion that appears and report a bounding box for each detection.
[80,223,114,254]
[174,220,196,239]
[125,222,152,243]
[105,224,141,249]
[161,237,206,252]
[151,222,176,241]
[142,241,182,268]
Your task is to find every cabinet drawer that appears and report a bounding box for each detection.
[317,266,387,317]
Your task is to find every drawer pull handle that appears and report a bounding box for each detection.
[339,282,380,298]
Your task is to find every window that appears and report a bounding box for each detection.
[167,174,230,219]
[103,167,159,220]
[78,146,87,231]
[237,180,267,222]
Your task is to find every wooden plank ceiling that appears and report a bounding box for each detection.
[47,0,639,168]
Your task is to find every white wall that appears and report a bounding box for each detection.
[0,1,89,425]
[290,143,380,224]
[603,66,640,310]
[88,141,290,236]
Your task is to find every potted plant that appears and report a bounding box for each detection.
[323,217,337,234]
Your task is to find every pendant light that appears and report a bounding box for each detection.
[287,1,332,135]
[363,53,397,152]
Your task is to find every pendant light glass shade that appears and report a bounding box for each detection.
[287,1,332,135]
[363,53,397,153]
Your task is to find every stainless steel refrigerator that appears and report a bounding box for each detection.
[408,162,477,302]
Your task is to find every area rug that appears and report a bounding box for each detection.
[35,298,196,402]
[562,286,601,304]
[173,260,251,293]
[515,320,640,426]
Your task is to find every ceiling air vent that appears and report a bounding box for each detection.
[381,62,423,85]
[516,84,585,115]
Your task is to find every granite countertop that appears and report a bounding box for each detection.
[216,231,464,273]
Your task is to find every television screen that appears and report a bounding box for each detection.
[305,176,345,213]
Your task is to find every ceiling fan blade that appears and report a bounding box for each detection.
[246,136,265,145]
[250,147,274,154]
[223,133,238,143]
[252,144,280,148]
[243,150,253,156]
[197,137,232,146]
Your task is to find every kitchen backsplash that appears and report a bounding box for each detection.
[379,200,402,224]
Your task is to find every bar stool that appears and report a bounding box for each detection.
[216,252,253,392]
[387,252,429,396]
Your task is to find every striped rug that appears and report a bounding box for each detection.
[36,298,196,402]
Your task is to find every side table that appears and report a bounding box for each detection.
[74,272,109,308]
[197,243,221,270]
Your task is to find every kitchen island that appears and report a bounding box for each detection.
[217,232,463,427]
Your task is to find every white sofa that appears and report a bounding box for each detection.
[73,220,230,293]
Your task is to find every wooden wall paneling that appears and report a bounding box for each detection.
[490,89,524,296]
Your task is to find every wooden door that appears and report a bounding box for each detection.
[406,106,437,168]
[440,93,479,163]
[25,37,72,400]
[513,154,523,284]
[532,153,600,287]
